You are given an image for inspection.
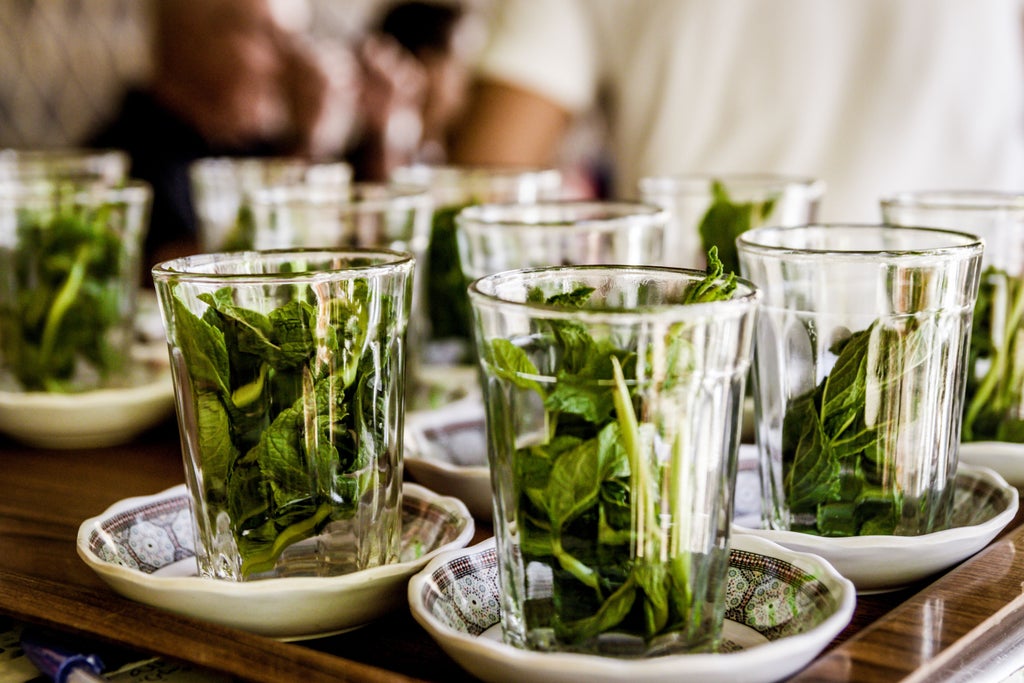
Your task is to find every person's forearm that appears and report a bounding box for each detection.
[448,79,571,166]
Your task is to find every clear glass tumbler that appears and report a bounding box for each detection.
[246,182,434,405]
[245,182,431,254]
[882,191,1024,443]
[152,248,414,581]
[737,225,983,537]
[455,200,670,280]
[470,264,759,655]
[391,164,562,363]
[0,179,151,392]
[639,173,824,271]
[0,148,129,185]
[189,156,353,252]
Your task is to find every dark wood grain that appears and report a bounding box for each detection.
[792,522,1024,682]
[0,569,423,683]
[2,416,1024,681]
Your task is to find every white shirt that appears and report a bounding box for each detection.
[476,0,1024,221]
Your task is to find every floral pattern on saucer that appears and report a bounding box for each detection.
[91,497,194,573]
[78,483,475,639]
[408,535,855,683]
[86,484,471,578]
[420,539,842,650]
[421,542,500,636]
[725,549,834,641]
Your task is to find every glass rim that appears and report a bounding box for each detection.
[151,247,415,283]
[736,223,985,260]
[455,200,668,232]
[638,172,826,197]
[468,264,759,321]
[0,178,152,204]
[246,181,432,212]
[391,162,562,183]
[189,155,353,173]
[0,147,128,164]
[880,190,1024,212]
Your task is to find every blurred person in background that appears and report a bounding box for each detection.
[450,0,1024,222]
[348,0,480,180]
[88,0,359,271]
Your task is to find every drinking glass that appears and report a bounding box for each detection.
[882,191,1024,443]
[246,182,434,403]
[470,264,759,655]
[391,164,562,363]
[0,148,129,185]
[189,157,352,252]
[153,248,414,581]
[737,225,983,537]
[455,200,670,281]
[245,182,431,254]
[639,173,824,271]
[0,180,151,392]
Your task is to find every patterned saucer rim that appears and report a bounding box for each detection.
[78,482,475,595]
[407,535,856,683]
[733,464,1018,550]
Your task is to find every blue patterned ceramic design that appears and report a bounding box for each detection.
[408,535,856,683]
[77,482,474,639]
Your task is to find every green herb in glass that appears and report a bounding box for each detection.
[962,265,1024,442]
[0,187,133,392]
[169,279,397,577]
[482,248,738,650]
[697,180,776,274]
[780,313,941,536]
[218,204,257,252]
[426,202,473,341]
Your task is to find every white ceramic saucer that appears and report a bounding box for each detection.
[732,464,1018,593]
[959,441,1024,487]
[409,363,480,412]
[408,535,855,683]
[0,345,175,449]
[404,396,491,520]
[77,482,475,640]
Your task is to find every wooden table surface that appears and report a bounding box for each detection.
[3,416,1024,682]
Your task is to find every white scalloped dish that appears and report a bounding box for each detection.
[408,535,855,683]
[0,344,174,449]
[732,464,1018,593]
[404,396,491,520]
[77,482,475,640]
[958,441,1024,487]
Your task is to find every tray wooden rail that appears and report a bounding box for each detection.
[0,570,418,683]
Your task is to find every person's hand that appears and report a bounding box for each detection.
[278,35,362,158]
[357,34,428,155]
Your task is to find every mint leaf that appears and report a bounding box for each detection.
[697,179,776,274]
[490,280,745,647]
[172,275,397,578]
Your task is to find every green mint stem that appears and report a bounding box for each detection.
[40,242,91,379]
[668,428,693,613]
[240,501,334,576]
[552,533,602,594]
[965,277,1024,436]
[231,362,269,407]
[611,356,649,557]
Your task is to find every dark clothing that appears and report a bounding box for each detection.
[87,88,278,263]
